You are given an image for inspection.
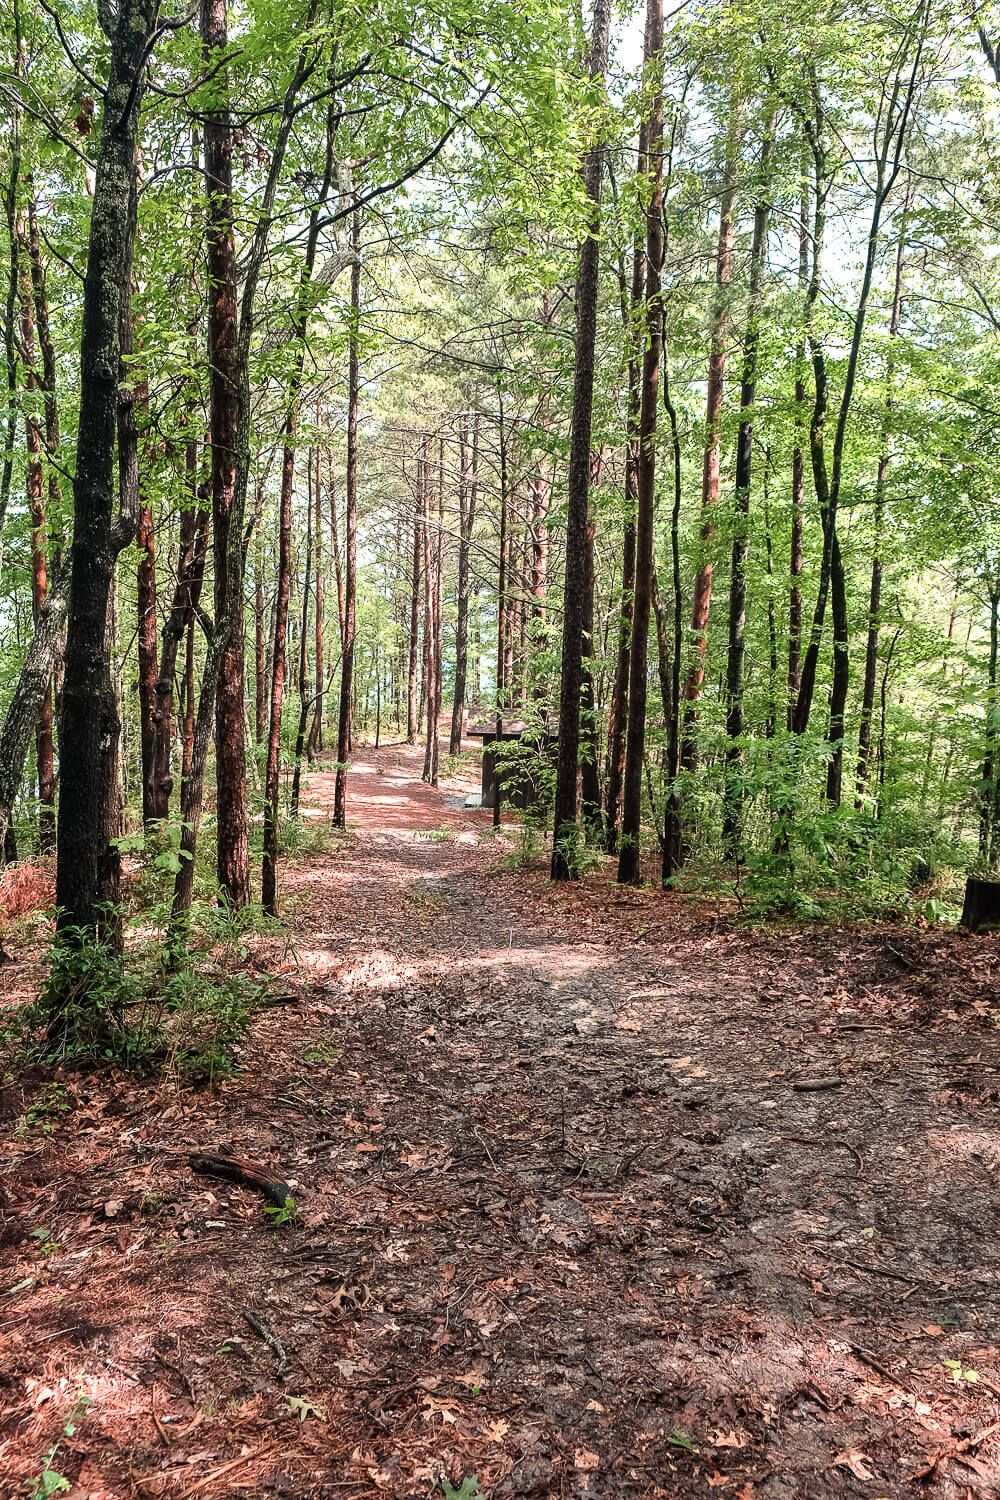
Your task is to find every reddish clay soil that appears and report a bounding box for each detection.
[2,740,1000,1498]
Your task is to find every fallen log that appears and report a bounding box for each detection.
[189,1152,291,1207]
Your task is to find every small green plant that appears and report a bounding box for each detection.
[28,1226,60,1255]
[506,817,545,870]
[552,823,603,879]
[264,1194,300,1230]
[26,1393,91,1497]
[19,1083,72,1135]
[944,1358,979,1384]
[441,1478,484,1500]
[302,1041,341,1065]
[416,827,454,843]
[163,968,263,1084]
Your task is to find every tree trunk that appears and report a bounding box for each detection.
[309,411,325,758]
[618,0,664,886]
[149,465,208,822]
[449,418,477,755]
[407,496,421,743]
[857,200,909,803]
[202,0,249,909]
[54,0,150,956]
[722,119,773,857]
[17,212,55,849]
[334,210,361,826]
[0,573,68,858]
[605,228,643,854]
[289,458,314,820]
[551,0,613,879]
[787,171,808,724]
[580,516,602,833]
[136,500,158,823]
[261,431,295,913]
[679,105,739,777]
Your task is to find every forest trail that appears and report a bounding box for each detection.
[3,745,1000,1496]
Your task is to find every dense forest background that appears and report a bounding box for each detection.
[4,0,1000,991]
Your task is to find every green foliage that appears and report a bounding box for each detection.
[18,1082,72,1136]
[26,1394,91,1498]
[4,916,264,1083]
[441,1479,485,1500]
[265,1195,301,1230]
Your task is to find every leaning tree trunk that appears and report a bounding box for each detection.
[551,0,613,879]
[17,216,56,849]
[262,115,337,907]
[617,0,663,887]
[53,0,151,956]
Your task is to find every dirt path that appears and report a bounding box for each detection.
[3,742,1000,1497]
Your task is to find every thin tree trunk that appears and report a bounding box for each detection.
[857,202,909,802]
[722,119,773,857]
[0,573,68,858]
[580,515,602,832]
[787,170,808,724]
[618,0,663,886]
[679,104,739,776]
[551,0,613,879]
[261,105,336,908]
[334,210,361,825]
[309,414,325,757]
[494,391,509,828]
[605,227,643,854]
[261,432,295,912]
[136,499,158,823]
[17,212,55,848]
[254,551,267,743]
[289,458,314,820]
[449,418,477,755]
[407,493,421,743]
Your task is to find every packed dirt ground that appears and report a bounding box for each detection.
[2,741,1000,1497]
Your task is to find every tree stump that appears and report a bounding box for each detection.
[961,877,1000,932]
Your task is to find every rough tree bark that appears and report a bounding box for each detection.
[201,0,249,908]
[53,0,152,957]
[551,0,613,879]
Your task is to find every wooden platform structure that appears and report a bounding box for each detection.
[466,718,557,812]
